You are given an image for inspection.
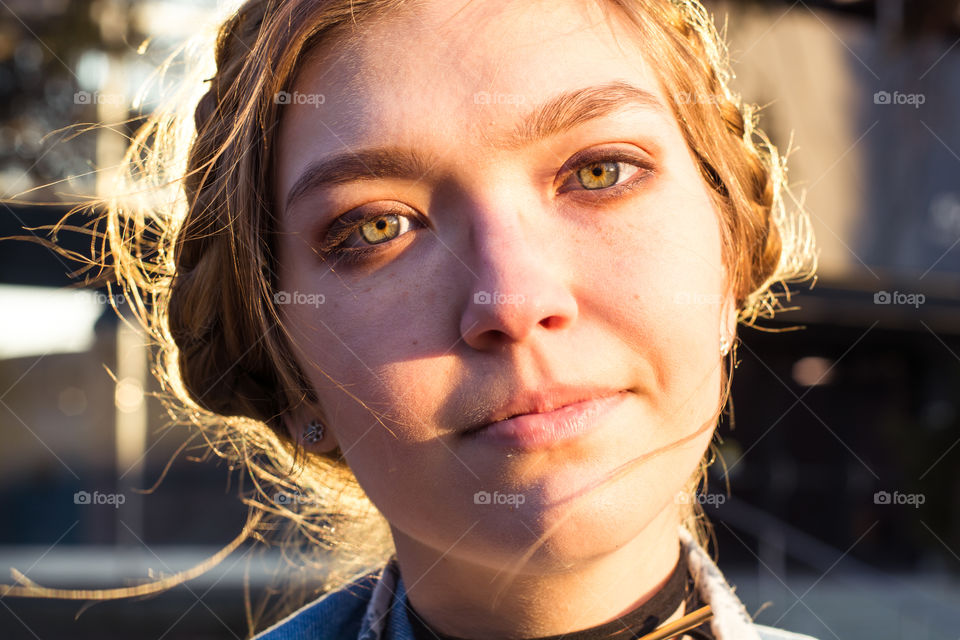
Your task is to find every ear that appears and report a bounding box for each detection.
[283,405,340,455]
[721,287,739,347]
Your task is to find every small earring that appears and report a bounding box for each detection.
[720,336,731,356]
[303,419,324,444]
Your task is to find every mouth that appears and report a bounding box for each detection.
[466,389,631,451]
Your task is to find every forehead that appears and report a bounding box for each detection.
[276,0,671,178]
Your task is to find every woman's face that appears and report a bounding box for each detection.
[274,0,736,570]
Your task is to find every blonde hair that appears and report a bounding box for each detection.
[3,0,816,633]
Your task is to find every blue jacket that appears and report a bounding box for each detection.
[254,526,820,640]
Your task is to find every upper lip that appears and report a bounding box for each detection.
[468,385,627,433]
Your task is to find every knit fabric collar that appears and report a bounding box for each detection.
[357,525,763,640]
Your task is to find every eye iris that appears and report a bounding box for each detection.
[577,161,620,189]
[360,214,400,244]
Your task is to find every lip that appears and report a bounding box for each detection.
[468,390,630,450]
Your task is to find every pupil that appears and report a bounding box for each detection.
[592,166,603,176]
[376,219,386,230]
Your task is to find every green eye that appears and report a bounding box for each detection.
[359,214,403,244]
[577,161,621,190]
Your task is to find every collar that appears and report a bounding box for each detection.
[356,525,763,640]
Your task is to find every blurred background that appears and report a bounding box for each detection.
[0,0,958,638]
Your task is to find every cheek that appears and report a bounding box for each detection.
[307,359,471,543]
[281,246,456,368]
[277,275,462,475]
[582,182,727,413]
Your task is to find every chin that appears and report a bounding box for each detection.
[464,475,672,574]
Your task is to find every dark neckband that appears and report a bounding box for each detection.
[404,547,695,640]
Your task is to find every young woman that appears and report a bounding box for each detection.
[9,0,818,638]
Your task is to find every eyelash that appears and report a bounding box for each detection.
[319,150,655,266]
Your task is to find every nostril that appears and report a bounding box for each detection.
[540,315,568,330]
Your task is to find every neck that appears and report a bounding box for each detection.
[391,505,684,639]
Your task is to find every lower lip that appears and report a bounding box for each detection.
[470,391,630,450]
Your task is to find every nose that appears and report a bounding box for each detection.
[459,210,578,350]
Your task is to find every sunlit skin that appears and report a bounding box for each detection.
[273,0,737,637]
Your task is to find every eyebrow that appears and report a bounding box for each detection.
[283,80,666,212]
